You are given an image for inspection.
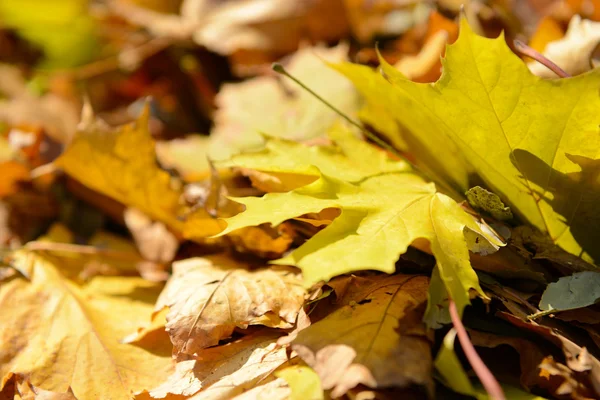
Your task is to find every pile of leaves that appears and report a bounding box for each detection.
[3,1,600,399]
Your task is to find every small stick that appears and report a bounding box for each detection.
[449,299,506,400]
[514,40,571,78]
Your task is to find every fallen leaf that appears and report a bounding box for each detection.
[291,274,433,397]
[55,106,185,230]
[0,250,173,400]
[274,365,323,400]
[157,255,305,355]
[528,15,600,77]
[55,105,223,239]
[209,44,360,159]
[539,271,600,312]
[148,331,288,399]
[219,136,502,320]
[332,57,471,193]
[342,18,600,264]
[499,311,600,397]
[537,356,595,399]
[218,124,409,184]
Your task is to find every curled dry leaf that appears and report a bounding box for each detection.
[0,250,173,400]
[159,255,305,355]
[291,274,433,398]
[148,331,288,399]
[528,15,600,78]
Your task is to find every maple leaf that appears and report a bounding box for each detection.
[336,18,600,264]
[55,106,223,238]
[208,45,361,159]
[291,274,432,397]
[219,135,502,320]
[148,331,288,399]
[0,250,173,400]
[157,255,305,355]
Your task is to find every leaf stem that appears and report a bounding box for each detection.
[271,63,462,199]
[513,40,571,78]
[449,299,506,400]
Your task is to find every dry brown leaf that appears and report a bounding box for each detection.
[499,312,600,397]
[291,274,433,397]
[0,250,173,400]
[468,329,546,390]
[538,356,596,399]
[147,331,288,399]
[158,255,305,355]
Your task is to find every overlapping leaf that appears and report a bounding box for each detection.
[336,18,600,264]
[292,274,432,397]
[55,107,223,238]
[158,255,305,355]
[0,250,173,400]
[148,332,288,399]
[219,134,502,320]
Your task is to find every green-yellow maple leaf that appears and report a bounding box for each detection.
[219,134,502,320]
[337,18,600,264]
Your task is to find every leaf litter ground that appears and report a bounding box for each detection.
[3,6,600,400]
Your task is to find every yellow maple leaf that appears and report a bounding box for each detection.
[0,250,173,400]
[55,106,223,239]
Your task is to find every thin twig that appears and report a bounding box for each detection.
[449,299,506,400]
[514,40,571,78]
